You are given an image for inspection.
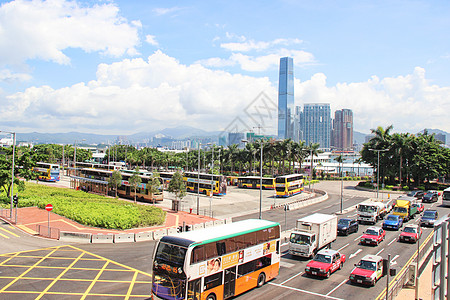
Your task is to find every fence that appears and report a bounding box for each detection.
[36,224,60,239]
[376,230,434,300]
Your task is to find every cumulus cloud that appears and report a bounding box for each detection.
[197,49,315,72]
[0,0,141,66]
[295,67,450,133]
[0,51,275,133]
[153,7,184,16]
[221,38,303,52]
[145,35,159,46]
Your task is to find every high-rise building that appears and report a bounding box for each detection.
[299,103,331,149]
[332,109,353,150]
[278,57,295,140]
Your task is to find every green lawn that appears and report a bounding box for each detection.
[0,182,166,230]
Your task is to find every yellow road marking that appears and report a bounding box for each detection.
[0,227,19,237]
[60,219,84,230]
[36,251,85,300]
[0,290,150,297]
[0,252,20,266]
[0,275,152,284]
[125,271,139,300]
[0,247,59,293]
[16,225,38,235]
[81,260,110,300]
[0,232,9,239]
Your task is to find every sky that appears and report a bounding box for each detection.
[0,0,450,137]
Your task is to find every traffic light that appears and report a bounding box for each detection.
[13,194,18,205]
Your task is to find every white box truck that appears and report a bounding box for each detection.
[289,213,337,258]
[357,198,392,224]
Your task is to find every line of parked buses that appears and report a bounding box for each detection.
[33,161,306,202]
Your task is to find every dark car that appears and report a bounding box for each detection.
[407,190,424,199]
[422,191,438,203]
[337,218,359,235]
[420,210,438,227]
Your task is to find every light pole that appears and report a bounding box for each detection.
[369,148,388,198]
[0,131,15,219]
[242,139,263,219]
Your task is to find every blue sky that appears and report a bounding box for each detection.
[0,0,449,136]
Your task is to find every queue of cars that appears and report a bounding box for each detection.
[303,189,444,287]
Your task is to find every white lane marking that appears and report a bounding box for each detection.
[354,235,362,241]
[337,243,349,252]
[281,242,289,247]
[326,279,348,296]
[388,238,397,246]
[390,254,400,266]
[280,272,303,285]
[280,261,295,268]
[376,248,384,256]
[268,282,344,300]
[349,249,362,259]
[312,208,321,213]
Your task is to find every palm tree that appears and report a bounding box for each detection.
[129,167,142,204]
[308,143,321,180]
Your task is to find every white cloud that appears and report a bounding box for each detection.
[0,0,141,67]
[0,69,32,82]
[197,49,315,72]
[221,38,303,52]
[153,7,183,16]
[295,67,450,133]
[145,35,159,46]
[1,51,275,133]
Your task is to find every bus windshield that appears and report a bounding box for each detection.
[155,242,187,267]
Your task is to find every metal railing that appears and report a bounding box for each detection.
[36,224,60,239]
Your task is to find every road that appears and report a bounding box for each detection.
[0,181,446,299]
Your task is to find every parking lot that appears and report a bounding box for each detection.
[0,245,152,299]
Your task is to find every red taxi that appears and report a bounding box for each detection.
[360,226,385,246]
[399,224,422,243]
[349,254,384,286]
[305,249,346,278]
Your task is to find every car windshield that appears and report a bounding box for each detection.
[407,191,418,196]
[290,233,311,245]
[365,229,378,236]
[359,205,377,213]
[423,212,436,218]
[338,219,350,225]
[358,260,377,271]
[386,216,398,221]
[403,227,417,233]
[394,207,407,213]
[313,254,332,264]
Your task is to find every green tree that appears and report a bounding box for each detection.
[108,170,122,198]
[129,167,142,204]
[148,171,162,205]
[167,171,186,212]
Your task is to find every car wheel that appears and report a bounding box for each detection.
[257,272,266,287]
[326,270,331,278]
[345,229,349,236]
[339,262,343,270]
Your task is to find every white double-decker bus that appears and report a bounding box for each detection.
[151,219,280,300]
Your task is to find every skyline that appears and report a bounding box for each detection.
[1,0,450,136]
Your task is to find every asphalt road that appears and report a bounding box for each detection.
[1,181,447,299]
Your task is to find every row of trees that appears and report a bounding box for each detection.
[360,126,450,187]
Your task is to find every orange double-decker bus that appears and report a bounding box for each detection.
[151,219,280,300]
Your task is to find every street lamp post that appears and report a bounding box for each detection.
[369,148,388,198]
[0,131,16,219]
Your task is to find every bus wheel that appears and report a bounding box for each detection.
[206,293,216,300]
[257,272,266,287]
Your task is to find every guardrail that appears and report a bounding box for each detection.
[36,224,60,240]
[375,230,434,300]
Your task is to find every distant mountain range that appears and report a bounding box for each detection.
[14,126,448,146]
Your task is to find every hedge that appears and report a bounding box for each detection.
[0,183,166,230]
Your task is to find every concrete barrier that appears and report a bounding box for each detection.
[59,231,92,243]
[91,233,114,244]
[204,221,214,228]
[153,229,167,240]
[167,228,177,235]
[114,233,135,243]
[193,223,204,231]
[213,220,224,226]
[135,231,154,242]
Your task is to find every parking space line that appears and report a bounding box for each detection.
[0,247,59,293]
[0,227,19,237]
[81,260,110,300]
[36,251,86,300]
[125,271,139,300]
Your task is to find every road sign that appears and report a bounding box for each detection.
[45,204,53,212]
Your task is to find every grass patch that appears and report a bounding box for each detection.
[0,182,166,230]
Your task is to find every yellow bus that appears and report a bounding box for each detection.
[33,162,60,182]
[237,176,275,190]
[151,219,280,300]
[275,174,304,197]
[183,172,227,196]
